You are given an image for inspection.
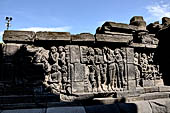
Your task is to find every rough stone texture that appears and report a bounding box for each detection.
[71,33,95,42]
[159,86,170,92]
[0,16,169,112]
[2,44,21,63]
[127,63,135,80]
[142,80,155,87]
[70,45,80,63]
[162,17,170,26]
[74,63,86,81]
[85,104,120,113]
[36,31,71,41]
[3,30,35,43]
[155,79,164,86]
[130,16,147,31]
[72,82,84,93]
[133,101,152,113]
[98,21,137,34]
[126,47,134,63]
[95,34,133,43]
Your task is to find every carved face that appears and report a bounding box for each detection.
[142,53,147,59]
[134,52,139,58]
[41,55,47,62]
[51,64,60,72]
[114,48,120,54]
[58,46,64,52]
[51,46,57,53]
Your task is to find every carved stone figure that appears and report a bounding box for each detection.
[114,48,126,89]
[140,53,148,79]
[94,48,102,92]
[32,47,45,63]
[61,65,69,91]
[48,64,62,93]
[49,46,59,65]
[107,48,117,91]
[58,46,66,66]
[87,47,97,92]
[134,52,141,87]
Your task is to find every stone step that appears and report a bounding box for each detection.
[0,94,60,104]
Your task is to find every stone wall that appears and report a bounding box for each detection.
[0,16,169,102]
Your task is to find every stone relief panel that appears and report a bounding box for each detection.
[134,52,162,87]
[18,44,163,95]
[28,45,130,94]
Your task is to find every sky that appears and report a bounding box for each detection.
[0,0,170,42]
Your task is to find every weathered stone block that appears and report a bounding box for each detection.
[3,30,35,43]
[74,63,85,82]
[149,99,168,113]
[127,63,135,80]
[71,33,95,42]
[155,79,164,86]
[36,32,71,41]
[142,80,155,87]
[2,44,21,57]
[143,92,169,101]
[70,45,80,63]
[80,46,88,64]
[162,17,170,25]
[144,87,159,93]
[126,48,134,63]
[128,80,136,90]
[101,21,137,33]
[130,16,146,31]
[95,34,133,43]
[133,101,152,113]
[72,82,84,93]
[159,86,170,92]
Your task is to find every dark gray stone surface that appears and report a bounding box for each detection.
[95,34,133,43]
[71,33,95,42]
[70,45,80,63]
[36,31,71,41]
[0,16,169,110]
[3,30,35,43]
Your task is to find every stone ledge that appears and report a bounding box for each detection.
[95,34,133,43]
[3,30,35,43]
[71,33,95,42]
[35,32,71,41]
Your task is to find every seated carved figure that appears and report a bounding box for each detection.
[48,64,62,93]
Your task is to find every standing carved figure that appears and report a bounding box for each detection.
[61,65,68,91]
[140,53,148,79]
[87,47,97,92]
[114,48,125,89]
[58,46,66,66]
[107,49,117,91]
[134,52,141,87]
[49,46,59,65]
[41,55,51,89]
[94,48,102,92]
